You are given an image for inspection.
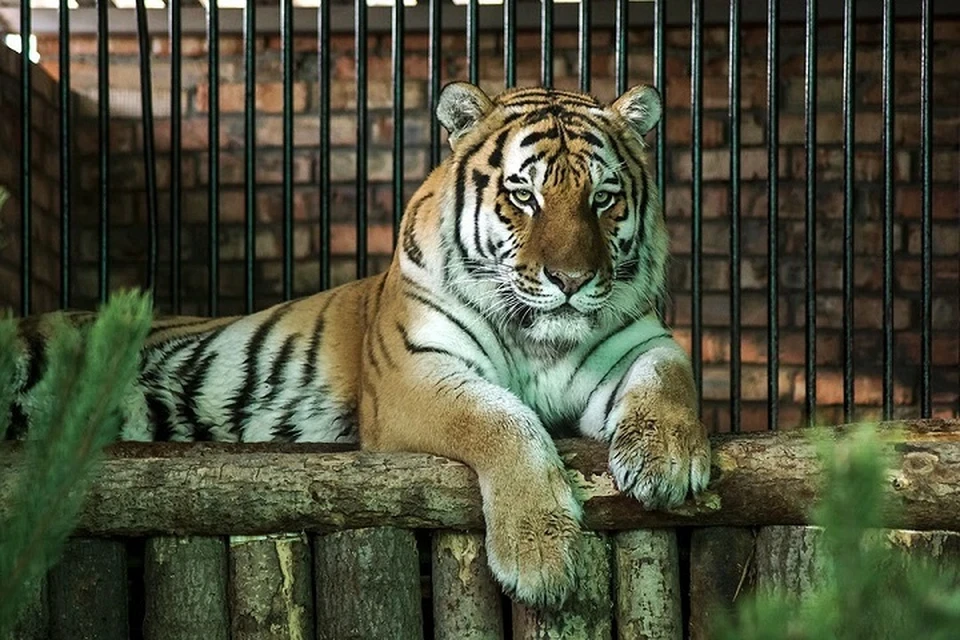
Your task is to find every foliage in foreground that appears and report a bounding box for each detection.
[0,290,153,636]
[713,424,960,640]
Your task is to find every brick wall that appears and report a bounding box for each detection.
[0,43,64,313]
[24,18,960,430]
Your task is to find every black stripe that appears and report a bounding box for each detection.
[228,302,295,437]
[146,394,175,442]
[402,290,495,365]
[263,333,300,405]
[488,128,510,168]
[301,292,338,386]
[19,329,46,394]
[519,129,558,147]
[402,192,430,268]
[472,169,491,256]
[374,325,398,370]
[395,321,485,377]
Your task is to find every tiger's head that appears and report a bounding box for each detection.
[435,82,668,350]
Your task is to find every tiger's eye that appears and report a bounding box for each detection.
[512,189,533,205]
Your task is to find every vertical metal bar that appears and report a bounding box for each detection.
[881,0,894,420]
[728,0,741,433]
[577,0,590,93]
[653,0,665,201]
[541,0,554,88]
[766,0,780,430]
[59,0,71,310]
[504,0,516,89]
[841,0,855,420]
[614,0,628,96]
[136,0,158,298]
[392,0,405,242]
[919,0,933,418]
[804,0,817,424]
[428,0,442,167]
[356,0,369,278]
[243,0,257,312]
[169,0,182,314]
[207,0,220,316]
[282,0,294,301]
[691,0,703,418]
[19,0,31,316]
[466,0,478,85]
[319,0,331,290]
[97,0,109,305]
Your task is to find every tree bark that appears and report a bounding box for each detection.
[313,527,423,640]
[48,539,128,640]
[142,536,230,640]
[0,419,957,534]
[753,526,826,599]
[687,527,755,640]
[6,575,48,640]
[431,531,504,640]
[613,529,682,640]
[228,533,314,640]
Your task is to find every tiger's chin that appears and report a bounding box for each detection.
[515,306,596,352]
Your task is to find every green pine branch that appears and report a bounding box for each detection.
[0,289,153,636]
[712,424,960,640]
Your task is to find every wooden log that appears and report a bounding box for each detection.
[48,539,128,640]
[313,527,422,640]
[5,576,48,640]
[431,531,504,640]
[228,533,314,640]
[612,529,681,640]
[512,532,612,640]
[142,536,229,640]
[687,527,755,640]
[753,526,826,599]
[1,419,958,534]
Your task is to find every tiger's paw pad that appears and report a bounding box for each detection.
[484,496,583,609]
[609,402,711,510]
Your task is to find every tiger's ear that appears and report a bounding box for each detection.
[437,82,494,150]
[611,84,662,138]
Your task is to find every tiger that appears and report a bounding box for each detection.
[7,82,711,608]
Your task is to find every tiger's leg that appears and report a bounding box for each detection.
[362,362,583,608]
[580,336,711,509]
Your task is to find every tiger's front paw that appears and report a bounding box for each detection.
[482,467,584,609]
[608,396,711,510]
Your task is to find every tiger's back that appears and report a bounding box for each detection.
[7,273,384,444]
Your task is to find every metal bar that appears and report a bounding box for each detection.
[19,0,31,316]
[319,0,332,290]
[282,0,294,301]
[12,3,941,37]
[881,0,894,419]
[653,0,665,201]
[841,0,855,420]
[728,0,741,433]
[804,0,817,424]
[97,0,109,305]
[504,0,516,88]
[466,0,478,85]
[136,0,158,298]
[920,0,933,418]
[207,0,220,316]
[428,0,441,167]
[356,0,369,278]
[577,0,590,92]
[691,0,703,419]
[243,0,256,313]
[392,0,405,242]
[614,0,628,95]
[541,0,554,88]
[766,0,779,430]
[59,0,70,310]
[169,0,181,314]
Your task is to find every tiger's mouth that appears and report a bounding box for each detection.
[514,302,592,329]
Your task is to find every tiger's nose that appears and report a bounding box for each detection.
[544,268,595,296]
